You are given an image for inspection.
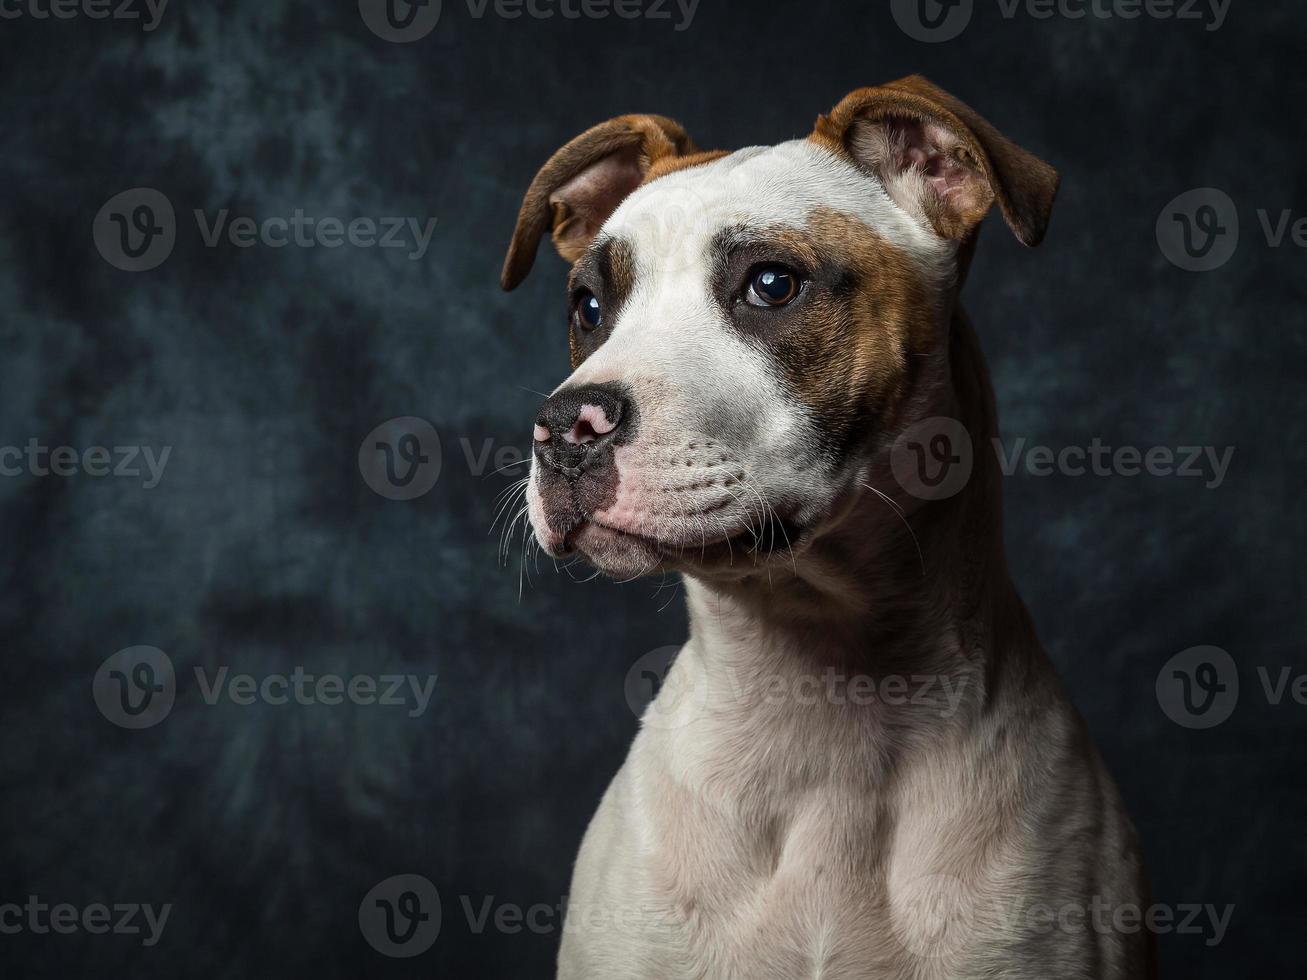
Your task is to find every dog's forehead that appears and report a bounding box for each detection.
[602,139,944,268]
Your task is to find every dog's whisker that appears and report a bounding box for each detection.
[502,501,532,567]
[483,458,531,478]
[490,477,531,538]
[861,482,925,578]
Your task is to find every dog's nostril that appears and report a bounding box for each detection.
[567,416,599,446]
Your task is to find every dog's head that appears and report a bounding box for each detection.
[502,76,1058,581]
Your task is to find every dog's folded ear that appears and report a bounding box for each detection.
[813,76,1059,246]
[501,115,696,291]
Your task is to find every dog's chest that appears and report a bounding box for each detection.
[562,716,1019,980]
[626,765,985,980]
[656,800,890,978]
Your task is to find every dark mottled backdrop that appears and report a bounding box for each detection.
[0,0,1303,976]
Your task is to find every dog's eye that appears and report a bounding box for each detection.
[575,291,603,331]
[746,266,800,308]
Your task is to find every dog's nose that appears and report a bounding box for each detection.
[534,383,629,478]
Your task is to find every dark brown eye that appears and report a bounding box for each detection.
[576,292,602,331]
[746,266,800,307]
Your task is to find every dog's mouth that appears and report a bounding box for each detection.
[558,510,804,575]
[527,434,812,579]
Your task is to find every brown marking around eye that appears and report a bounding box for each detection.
[725,208,936,462]
[568,237,639,369]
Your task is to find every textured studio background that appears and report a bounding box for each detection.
[1,0,1304,977]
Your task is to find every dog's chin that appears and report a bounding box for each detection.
[537,515,805,582]
[564,522,666,580]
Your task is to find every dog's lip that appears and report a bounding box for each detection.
[563,519,661,555]
[568,515,801,562]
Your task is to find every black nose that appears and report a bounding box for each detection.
[534,383,631,479]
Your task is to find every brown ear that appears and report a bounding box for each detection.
[501,114,696,291]
[812,75,1059,246]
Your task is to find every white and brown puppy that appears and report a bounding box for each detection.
[503,76,1153,980]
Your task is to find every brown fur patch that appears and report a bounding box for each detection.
[643,149,732,183]
[737,208,934,460]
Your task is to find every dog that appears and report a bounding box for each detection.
[501,76,1153,980]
